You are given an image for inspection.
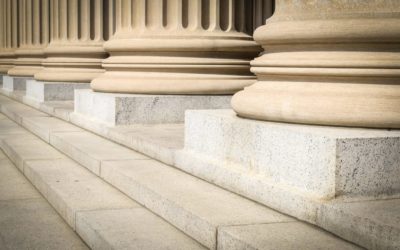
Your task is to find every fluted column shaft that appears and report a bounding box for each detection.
[91,0,273,94]
[35,0,115,83]
[0,0,19,74]
[8,0,50,77]
[232,0,400,129]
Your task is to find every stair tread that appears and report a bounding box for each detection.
[218,222,362,250]
[0,150,88,250]
[77,208,206,250]
[100,158,293,248]
[23,158,139,228]
[21,116,83,142]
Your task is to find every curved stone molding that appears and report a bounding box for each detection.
[91,0,274,94]
[232,0,400,129]
[8,0,50,77]
[0,0,18,74]
[34,0,115,83]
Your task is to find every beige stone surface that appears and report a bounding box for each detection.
[1,134,65,171]
[1,102,49,124]
[21,116,83,142]
[50,130,148,175]
[23,158,139,229]
[76,208,206,250]
[218,222,362,250]
[0,149,88,250]
[1,92,393,249]
[319,199,400,250]
[0,118,29,139]
[0,115,208,249]
[91,0,273,94]
[232,0,400,128]
[0,199,89,250]
[0,159,41,201]
[101,159,294,249]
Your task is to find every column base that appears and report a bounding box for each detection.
[73,89,232,126]
[176,109,400,210]
[24,80,90,108]
[8,66,43,77]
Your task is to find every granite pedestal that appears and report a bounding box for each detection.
[2,76,30,93]
[179,109,400,200]
[73,89,232,126]
[24,80,90,108]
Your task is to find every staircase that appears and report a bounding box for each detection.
[0,93,363,249]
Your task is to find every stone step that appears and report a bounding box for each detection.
[218,222,361,250]
[0,117,207,249]
[0,92,364,249]
[0,150,89,250]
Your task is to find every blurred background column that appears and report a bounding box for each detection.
[34,0,115,83]
[8,0,50,77]
[0,0,19,74]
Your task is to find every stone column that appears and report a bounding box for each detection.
[0,0,19,74]
[34,0,113,83]
[8,0,50,77]
[232,0,400,129]
[91,0,273,94]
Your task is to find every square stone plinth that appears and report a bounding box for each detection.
[25,80,90,106]
[180,109,400,200]
[2,76,30,92]
[74,89,231,125]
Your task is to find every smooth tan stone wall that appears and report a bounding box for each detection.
[34,0,115,83]
[8,0,50,77]
[91,0,274,94]
[232,0,400,129]
[0,0,18,74]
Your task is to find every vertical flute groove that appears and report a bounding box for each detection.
[42,0,50,44]
[33,0,40,45]
[94,0,103,41]
[69,0,79,40]
[146,0,164,29]
[80,0,90,41]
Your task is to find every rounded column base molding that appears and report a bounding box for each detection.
[91,73,255,95]
[35,68,105,83]
[8,49,45,77]
[94,36,259,94]
[0,53,16,74]
[35,44,107,83]
[232,81,400,129]
[8,65,43,77]
[0,65,13,74]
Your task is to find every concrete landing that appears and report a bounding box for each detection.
[0,150,88,250]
